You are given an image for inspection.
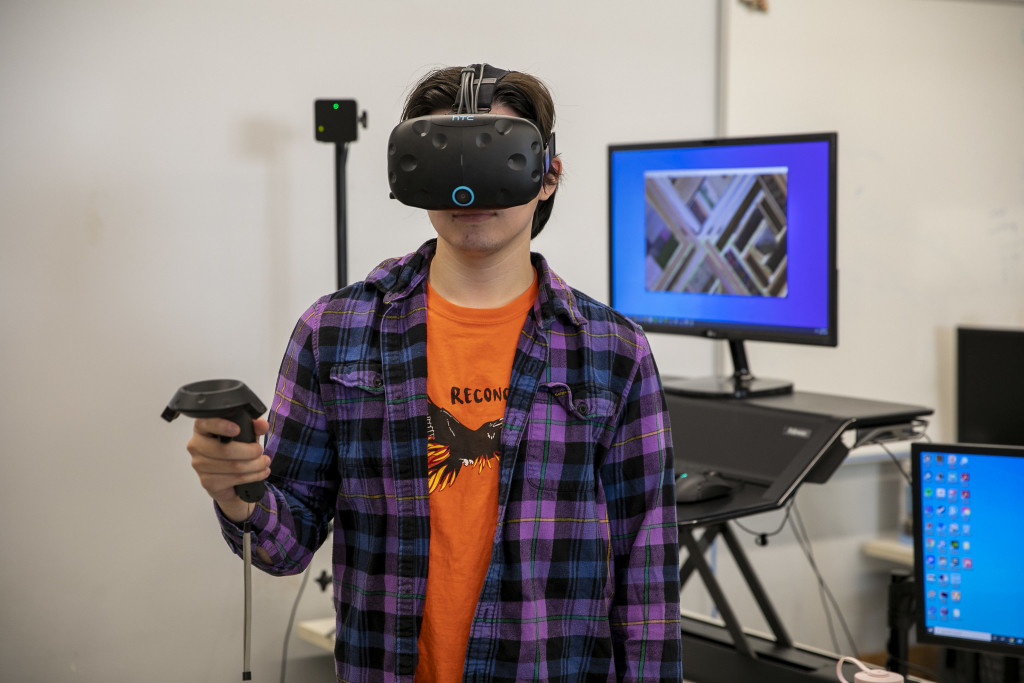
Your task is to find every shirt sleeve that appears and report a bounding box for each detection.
[600,332,684,681]
[217,298,337,575]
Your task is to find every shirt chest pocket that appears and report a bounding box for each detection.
[524,381,618,496]
[322,362,389,497]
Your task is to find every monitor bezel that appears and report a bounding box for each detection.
[910,441,1024,658]
[607,131,839,348]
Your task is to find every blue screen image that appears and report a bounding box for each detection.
[916,446,1024,648]
[609,135,835,343]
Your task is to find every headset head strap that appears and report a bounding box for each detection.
[452,63,510,114]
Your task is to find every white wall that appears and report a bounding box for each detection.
[722,0,1024,437]
[681,0,1024,663]
[0,2,718,681]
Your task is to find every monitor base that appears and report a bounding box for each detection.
[663,375,794,399]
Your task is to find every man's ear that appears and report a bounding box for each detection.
[539,156,562,201]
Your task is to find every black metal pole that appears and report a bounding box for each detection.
[678,525,755,658]
[335,143,349,290]
[720,522,794,648]
[1006,656,1020,683]
[885,572,914,677]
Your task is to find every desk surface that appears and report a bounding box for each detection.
[861,535,914,568]
[738,390,933,428]
[663,385,933,428]
[665,389,932,526]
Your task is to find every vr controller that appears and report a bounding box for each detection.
[387,63,556,211]
[161,379,268,503]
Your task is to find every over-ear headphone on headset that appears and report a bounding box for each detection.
[387,63,557,210]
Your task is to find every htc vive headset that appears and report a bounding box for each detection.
[387,64,556,210]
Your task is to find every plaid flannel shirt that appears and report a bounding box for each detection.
[219,239,683,682]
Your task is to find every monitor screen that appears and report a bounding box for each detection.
[608,133,838,398]
[911,442,1024,657]
[957,326,1024,447]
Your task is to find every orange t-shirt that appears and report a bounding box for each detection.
[415,274,538,683]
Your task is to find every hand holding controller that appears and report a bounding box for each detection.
[162,379,269,503]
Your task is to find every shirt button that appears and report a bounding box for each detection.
[373,376,384,388]
[575,401,588,415]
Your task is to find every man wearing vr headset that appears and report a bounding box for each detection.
[187,64,683,682]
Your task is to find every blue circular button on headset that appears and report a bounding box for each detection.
[452,186,475,207]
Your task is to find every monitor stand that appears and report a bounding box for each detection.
[662,339,793,399]
[678,521,839,682]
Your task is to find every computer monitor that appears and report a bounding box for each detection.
[608,132,837,398]
[911,442,1024,657]
[957,326,1024,446]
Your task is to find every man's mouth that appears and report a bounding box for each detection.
[451,210,498,222]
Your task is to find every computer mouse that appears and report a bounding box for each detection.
[675,472,735,503]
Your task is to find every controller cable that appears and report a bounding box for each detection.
[242,503,255,681]
[791,502,860,656]
[732,498,795,547]
[280,522,332,683]
[279,562,313,683]
[732,498,858,655]
[159,380,266,681]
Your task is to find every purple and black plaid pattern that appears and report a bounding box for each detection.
[218,240,683,682]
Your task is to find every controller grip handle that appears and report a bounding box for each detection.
[234,481,266,504]
[222,411,264,503]
[217,409,259,444]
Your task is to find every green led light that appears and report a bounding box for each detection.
[318,125,324,132]
[333,103,339,110]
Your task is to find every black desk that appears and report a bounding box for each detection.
[665,388,932,683]
[667,390,932,525]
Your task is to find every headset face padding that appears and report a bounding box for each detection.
[387,114,548,210]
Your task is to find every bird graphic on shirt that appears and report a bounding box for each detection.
[426,400,502,493]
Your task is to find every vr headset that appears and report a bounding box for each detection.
[387,64,556,210]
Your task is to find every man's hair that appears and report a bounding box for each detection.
[401,66,560,238]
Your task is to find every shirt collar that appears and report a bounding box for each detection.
[365,239,584,330]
